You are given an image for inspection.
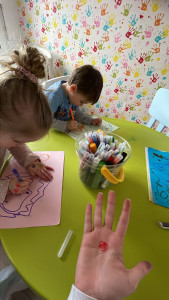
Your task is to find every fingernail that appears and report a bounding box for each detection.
[125,198,131,206]
[98,192,103,196]
[144,261,153,270]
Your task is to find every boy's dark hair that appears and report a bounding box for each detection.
[68,65,103,104]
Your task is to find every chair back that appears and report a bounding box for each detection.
[147,88,169,137]
[36,47,53,80]
[42,75,69,89]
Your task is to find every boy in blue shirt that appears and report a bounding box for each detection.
[45,65,103,132]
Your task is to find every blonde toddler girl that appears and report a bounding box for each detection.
[0,46,53,203]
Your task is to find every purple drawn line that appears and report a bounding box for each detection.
[0,174,33,214]
[0,174,50,219]
[1,185,33,214]
[18,179,50,217]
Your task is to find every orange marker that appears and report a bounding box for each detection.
[90,143,97,153]
[70,107,74,120]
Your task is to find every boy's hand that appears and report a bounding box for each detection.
[66,120,78,131]
[8,178,32,195]
[27,159,54,181]
[91,118,102,126]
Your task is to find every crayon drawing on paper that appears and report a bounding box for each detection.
[67,119,119,140]
[0,151,64,228]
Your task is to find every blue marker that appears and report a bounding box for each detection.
[12,168,22,182]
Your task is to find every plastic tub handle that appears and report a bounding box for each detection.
[101,166,124,184]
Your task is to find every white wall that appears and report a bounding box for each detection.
[0,0,20,48]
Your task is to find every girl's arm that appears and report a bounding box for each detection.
[0,179,10,203]
[10,145,54,181]
[9,144,39,168]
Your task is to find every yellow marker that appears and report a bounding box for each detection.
[97,129,106,136]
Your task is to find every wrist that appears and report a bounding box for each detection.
[72,285,97,300]
[66,121,70,131]
[75,281,98,299]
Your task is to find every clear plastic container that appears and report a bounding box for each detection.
[75,132,131,189]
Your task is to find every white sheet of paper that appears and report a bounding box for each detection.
[67,119,119,140]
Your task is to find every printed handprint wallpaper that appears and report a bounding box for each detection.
[17,0,169,128]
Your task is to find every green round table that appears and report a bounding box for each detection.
[1,118,169,300]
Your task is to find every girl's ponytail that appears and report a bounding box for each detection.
[12,46,46,80]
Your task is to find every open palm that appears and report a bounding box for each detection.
[75,191,152,300]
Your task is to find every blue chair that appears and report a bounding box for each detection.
[147,88,169,137]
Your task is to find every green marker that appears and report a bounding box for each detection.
[91,161,105,189]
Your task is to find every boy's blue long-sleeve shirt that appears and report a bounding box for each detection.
[45,81,93,132]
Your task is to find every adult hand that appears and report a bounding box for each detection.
[27,159,54,181]
[91,118,102,126]
[8,178,32,195]
[66,120,78,131]
[75,190,152,300]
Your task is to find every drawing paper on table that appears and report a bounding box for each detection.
[0,151,64,228]
[67,119,119,140]
[145,147,169,208]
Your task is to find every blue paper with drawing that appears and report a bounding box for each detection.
[145,147,169,208]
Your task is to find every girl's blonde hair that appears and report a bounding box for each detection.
[0,46,52,138]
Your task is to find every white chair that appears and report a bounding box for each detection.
[36,47,53,81]
[42,75,69,89]
[147,88,169,137]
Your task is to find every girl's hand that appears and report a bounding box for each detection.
[27,159,54,181]
[91,118,102,126]
[66,120,78,131]
[8,178,32,195]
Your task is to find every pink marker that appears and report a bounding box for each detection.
[113,154,123,164]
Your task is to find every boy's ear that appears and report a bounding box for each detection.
[69,84,77,93]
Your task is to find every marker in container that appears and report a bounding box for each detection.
[91,161,105,189]
[113,154,123,164]
[81,154,94,183]
[85,156,100,186]
[90,142,97,153]
[12,169,22,182]
[79,141,90,152]
[57,230,73,258]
